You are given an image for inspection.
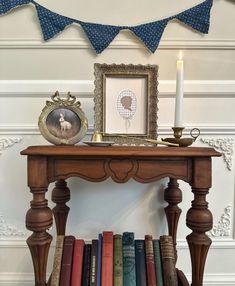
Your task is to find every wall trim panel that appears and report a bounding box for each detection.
[0,80,235,98]
[1,38,235,51]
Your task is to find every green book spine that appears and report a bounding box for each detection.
[153,239,164,286]
[114,234,123,286]
[123,232,136,286]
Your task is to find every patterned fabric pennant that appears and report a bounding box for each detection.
[34,2,74,41]
[129,19,169,53]
[0,0,214,53]
[0,0,30,15]
[80,22,123,54]
[175,0,213,34]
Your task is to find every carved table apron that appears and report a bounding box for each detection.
[21,145,221,286]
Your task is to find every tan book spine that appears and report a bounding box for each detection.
[160,235,178,286]
[50,235,65,286]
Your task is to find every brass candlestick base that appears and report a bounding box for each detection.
[162,127,200,147]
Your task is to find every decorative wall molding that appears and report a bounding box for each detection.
[201,138,233,170]
[0,213,25,239]
[0,80,235,98]
[208,206,232,237]
[1,38,235,51]
[1,125,235,136]
[0,137,22,154]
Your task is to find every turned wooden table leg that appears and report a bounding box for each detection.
[52,179,70,235]
[164,178,182,261]
[186,187,212,286]
[26,187,53,286]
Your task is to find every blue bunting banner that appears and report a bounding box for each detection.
[0,0,30,14]
[0,0,213,53]
[129,19,169,53]
[34,3,74,41]
[79,22,123,54]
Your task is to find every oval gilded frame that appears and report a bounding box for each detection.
[38,91,88,145]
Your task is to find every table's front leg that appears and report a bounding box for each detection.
[26,186,53,286]
[186,188,212,286]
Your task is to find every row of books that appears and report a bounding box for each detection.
[50,232,178,286]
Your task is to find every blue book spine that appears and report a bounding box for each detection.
[153,239,164,286]
[96,233,102,286]
[123,232,136,286]
[135,240,147,286]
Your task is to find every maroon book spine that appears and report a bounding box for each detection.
[101,231,113,286]
[59,235,75,286]
[71,239,85,286]
[145,235,157,286]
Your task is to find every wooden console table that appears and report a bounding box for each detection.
[21,145,221,286]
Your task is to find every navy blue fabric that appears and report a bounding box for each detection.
[129,19,169,53]
[175,0,213,33]
[0,0,30,15]
[0,0,214,53]
[80,22,123,53]
[35,3,74,41]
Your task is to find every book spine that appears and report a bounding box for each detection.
[160,235,178,286]
[114,234,123,286]
[96,233,102,286]
[122,232,136,286]
[59,235,75,286]
[145,235,157,286]
[51,235,64,286]
[101,231,113,286]
[82,244,92,286]
[90,239,98,286]
[153,239,164,286]
[135,239,147,286]
[71,239,85,286]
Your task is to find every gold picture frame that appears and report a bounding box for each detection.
[38,91,88,145]
[94,63,158,144]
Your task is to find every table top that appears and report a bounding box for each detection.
[21,145,221,158]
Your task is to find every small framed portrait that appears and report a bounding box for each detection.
[94,63,158,144]
[38,91,88,145]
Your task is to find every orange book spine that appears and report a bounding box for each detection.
[101,231,113,286]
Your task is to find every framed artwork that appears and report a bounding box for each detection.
[38,91,88,145]
[94,63,158,144]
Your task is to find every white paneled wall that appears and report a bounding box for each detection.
[0,0,235,285]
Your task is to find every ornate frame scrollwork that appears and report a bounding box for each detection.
[94,63,158,145]
[38,91,88,145]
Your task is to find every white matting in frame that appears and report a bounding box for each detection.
[105,76,147,135]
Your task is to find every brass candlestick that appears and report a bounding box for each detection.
[162,127,200,147]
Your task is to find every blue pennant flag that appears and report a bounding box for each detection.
[80,22,123,54]
[0,0,30,15]
[175,0,213,34]
[129,19,169,53]
[34,3,74,41]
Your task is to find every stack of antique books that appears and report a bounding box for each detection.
[50,232,178,286]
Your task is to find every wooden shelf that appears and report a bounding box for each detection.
[21,145,221,286]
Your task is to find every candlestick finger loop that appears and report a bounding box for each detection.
[190,128,200,141]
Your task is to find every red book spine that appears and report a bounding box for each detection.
[145,235,157,286]
[59,235,75,286]
[101,231,113,286]
[71,239,85,286]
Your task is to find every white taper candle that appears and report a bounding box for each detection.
[174,58,184,127]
